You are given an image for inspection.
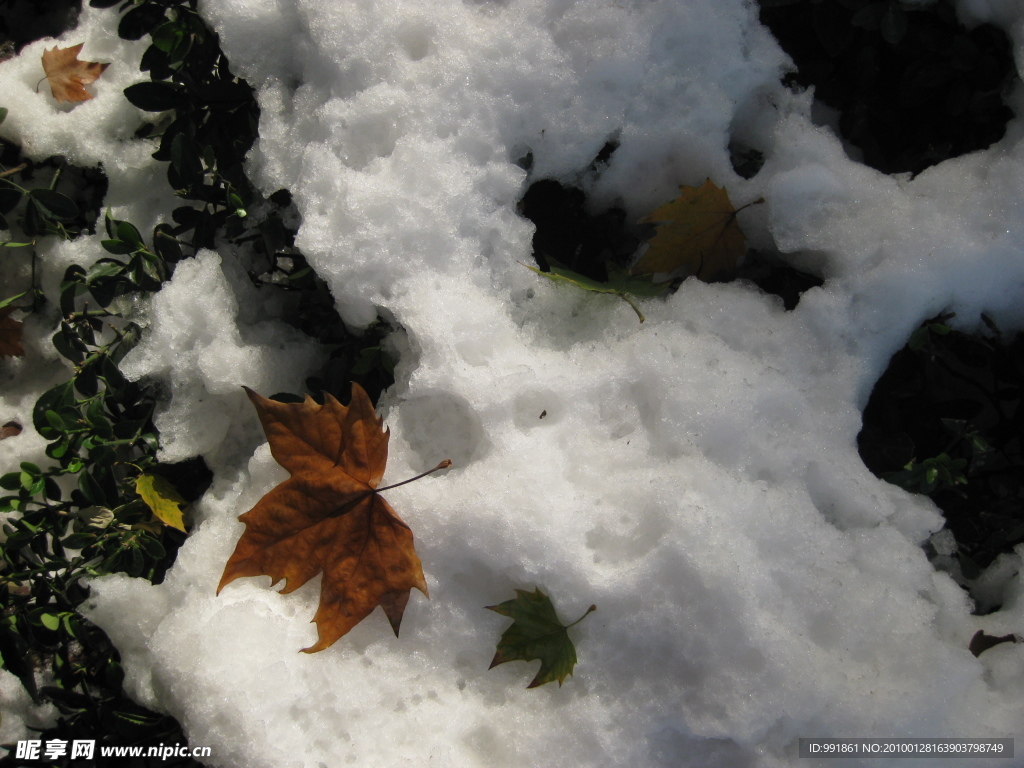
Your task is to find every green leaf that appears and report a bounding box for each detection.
[19,461,41,476]
[0,292,27,310]
[101,238,137,255]
[118,3,168,40]
[116,220,144,249]
[34,381,76,436]
[40,613,60,631]
[170,133,204,187]
[880,3,908,45]
[135,473,187,532]
[153,223,183,263]
[28,189,79,222]
[124,81,184,112]
[78,470,108,506]
[851,4,885,31]
[486,588,595,688]
[0,185,23,215]
[87,258,126,284]
[526,261,668,323]
[22,198,46,236]
[152,20,187,54]
[45,410,66,433]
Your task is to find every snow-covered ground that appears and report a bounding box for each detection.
[2,1,1023,766]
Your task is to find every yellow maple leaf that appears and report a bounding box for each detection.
[631,179,762,282]
[135,473,187,533]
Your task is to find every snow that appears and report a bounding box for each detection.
[2,1,1023,766]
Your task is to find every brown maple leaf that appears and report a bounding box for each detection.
[219,383,445,652]
[41,44,109,103]
[969,630,1021,657]
[0,306,24,358]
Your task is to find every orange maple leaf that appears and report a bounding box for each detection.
[41,44,109,103]
[0,306,24,358]
[219,383,444,652]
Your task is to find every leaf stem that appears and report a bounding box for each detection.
[566,604,597,629]
[616,292,645,323]
[376,459,452,493]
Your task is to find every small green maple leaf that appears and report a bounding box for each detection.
[486,588,596,688]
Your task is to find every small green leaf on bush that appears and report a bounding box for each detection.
[486,588,595,688]
[118,4,169,41]
[40,614,60,631]
[0,185,23,214]
[135,473,187,532]
[101,238,136,255]
[29,189,79,221]
[880,4,908,45]
[78,470,108,506]
[45,410,65,432]
[86,258,126,284]
[151,21,186,54]
[124,81,184,112]
[169,133,204,187]
[116,221,144,249]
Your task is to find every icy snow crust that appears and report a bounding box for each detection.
[1,0,1023,766]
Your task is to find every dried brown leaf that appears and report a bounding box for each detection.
[969,630,1021,657]
[41,43,109,103]
[218,384,429,652]
[0,306,24,358]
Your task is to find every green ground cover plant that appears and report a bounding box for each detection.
[859,314,1024,588]
[0,1,394,762]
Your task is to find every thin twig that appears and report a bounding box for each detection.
[0,163,27,178]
